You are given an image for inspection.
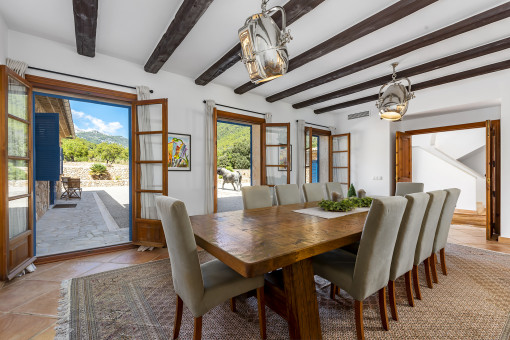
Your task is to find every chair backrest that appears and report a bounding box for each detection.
[155,196,204,312]
[302,183,324,202]
[389,192,430,281]
[325,182,344,200]
[351,196,407,301]
[414,190,446,265]
[241,186,272,209]
[275,184,300,205]
[432,188,461,253]
[68,178,80,188]
[395,182,424,196]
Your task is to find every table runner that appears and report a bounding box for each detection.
[292,207,370,219]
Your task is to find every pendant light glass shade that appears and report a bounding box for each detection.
[376,63,415,121]
[238,1,292,84]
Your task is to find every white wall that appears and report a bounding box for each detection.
[7,30,336,216]
[413,147,477,210]
[323,69,510,238]
[0,13,7,63]
[333,110,392,196]
[459,147,485,177]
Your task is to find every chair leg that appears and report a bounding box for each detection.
[173,295,183,340]
[440,248,448,275]
[256,287,267,340]
[354,300,364,340]
[412,265,422,300]
[423,258,434,289]
[330,283,336,299]
[193,316,202,340]
[404,271,415,307]
[388,280,398,321]
[230,297,236,312]
[430,254,439,283]
[378,287,389,331]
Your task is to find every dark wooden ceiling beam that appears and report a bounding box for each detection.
[234,0,438,95]
[314,59,510,114]
[266,2,510,103]
[73,0,98,57]
[144,0,215,74]
[294,37,510,109]
[194,0,325,86]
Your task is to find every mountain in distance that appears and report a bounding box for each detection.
[216,122,250,153]
[76,129,129,148]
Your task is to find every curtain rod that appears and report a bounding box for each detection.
[297,120,330,129]
[203,101,266,116]
[27,66,154,93]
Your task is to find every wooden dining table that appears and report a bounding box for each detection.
[190,202,368,340]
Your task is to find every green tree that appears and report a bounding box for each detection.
[90,143,125,164]
[62,138,94,162]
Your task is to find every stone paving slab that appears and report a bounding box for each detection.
[36,191,129,256]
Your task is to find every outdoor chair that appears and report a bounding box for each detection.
[66,178,82,200]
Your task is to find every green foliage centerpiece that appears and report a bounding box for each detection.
[318,197,373,212]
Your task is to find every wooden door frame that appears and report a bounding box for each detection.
[261,123,291,187]
[396,121,500,240]
[329,133,350,187]
[0,66,35,280]
[21,75,139,264]
[213,110,265,213]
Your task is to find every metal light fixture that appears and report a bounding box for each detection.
[238,0,292,84]
[376,63,415,121]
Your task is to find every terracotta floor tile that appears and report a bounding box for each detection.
[31,323,56,340]
[108,250,161,264]
[0,280,60,312]
[79,262,133,276]
[12,288,60,317]
[0,313,56,340]
[26,261,103,282]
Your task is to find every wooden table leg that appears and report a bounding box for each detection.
[282,258,322,340]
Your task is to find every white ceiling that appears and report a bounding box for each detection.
[0,0,508,111]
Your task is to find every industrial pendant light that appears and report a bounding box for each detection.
[376,63,415,121]
[238,0,292,84]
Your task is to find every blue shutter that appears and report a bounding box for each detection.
[35,113,60,181]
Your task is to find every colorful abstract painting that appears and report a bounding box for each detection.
[168,133,191,171]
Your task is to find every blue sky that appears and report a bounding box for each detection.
[70,100,130,138]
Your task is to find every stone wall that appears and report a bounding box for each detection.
[35,181,49,220]
[63,162,129,187]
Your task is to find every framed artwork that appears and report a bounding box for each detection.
[278,145,292,171]
[168,133,191,171]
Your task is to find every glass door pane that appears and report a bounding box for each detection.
[263,123,290,186]
[330,133,350,188]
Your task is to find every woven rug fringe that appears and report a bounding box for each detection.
[55,279,72,340]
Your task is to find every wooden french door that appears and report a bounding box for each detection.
[0,66,35,280]
[486,120,500,240]
[305,127,313,183]
[131,99,168,247]
[395,131,412,183]
[261,123,290,186]
[329,133,350,197]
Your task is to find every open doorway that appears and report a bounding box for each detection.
[214,110,264,213]
[396,121,500,240]
[34,93,131,256]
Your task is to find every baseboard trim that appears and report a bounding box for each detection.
[498,236,510,244]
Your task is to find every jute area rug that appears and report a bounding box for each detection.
[56,244,510,339]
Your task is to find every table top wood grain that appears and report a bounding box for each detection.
[190,202,368,278]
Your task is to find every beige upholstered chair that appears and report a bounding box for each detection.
[412,190,446,299]
[325,182,344,200]
[241,186,272,210]
[387,192,429,320]
[275,184,301,205]
[302,183,324,202]
[313,197,407,339]
[155,196,267,340]
[395,182,424,196]
[430,188,461,282]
